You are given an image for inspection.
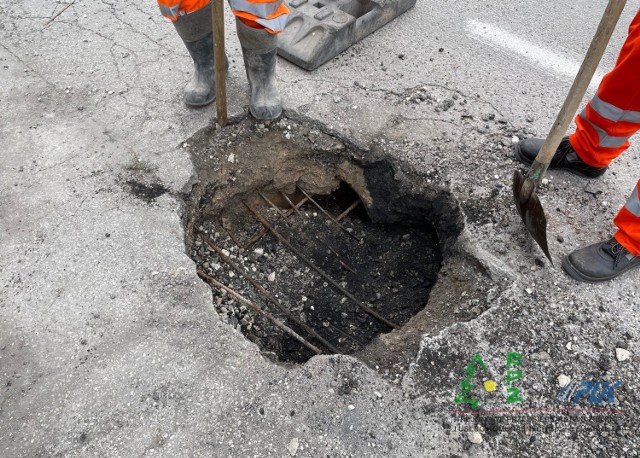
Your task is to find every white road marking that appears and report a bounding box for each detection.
[467,19,605,90]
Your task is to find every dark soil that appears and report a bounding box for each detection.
[125,180,168,203]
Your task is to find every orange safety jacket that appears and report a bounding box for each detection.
[158,0,289,34]
[568,8,640,256]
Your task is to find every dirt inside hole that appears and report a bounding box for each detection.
[183,115,470,372]
[192,182,442,363]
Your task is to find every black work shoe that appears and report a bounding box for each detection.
[514,137,608,178]
[562,238,640,283]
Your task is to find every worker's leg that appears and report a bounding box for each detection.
[569,10,640,272]
[561,179,640,283]
[230,0,289,119]
[515,9,640,177]
[159,0,220,106]
[569,8,640,167]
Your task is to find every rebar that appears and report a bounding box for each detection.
[258,192,292,227]
[276,192,356,274]
[244,202,400,330]
[279,191,301,215]
[243,196,309,250]
[197,269,323,355]
[199,233,341,354]
[337,199,362,222]
[219,215,245,250]
[296,185,361,242]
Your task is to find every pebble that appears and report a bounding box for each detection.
[227,153,235,163]
[254,248,265,256]
[467,431,483,444]
[616,348,631,361]
[531,351,551,361]
[268,272,276,282]
[287,438,299,456]
[511,135,519,144]
[348,404,355,410]
[557,374,571,387]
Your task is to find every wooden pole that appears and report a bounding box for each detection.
[212,0,227,127]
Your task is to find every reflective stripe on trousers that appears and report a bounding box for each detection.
[158,0,289,33]
[158,0,209,20]
[229,0,284,20]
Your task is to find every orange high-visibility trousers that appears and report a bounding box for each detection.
[158,0,289,33]
[568,8,640,256]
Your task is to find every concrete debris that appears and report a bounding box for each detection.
[616,348,631,362]
[557,374,571,387]
[467,431,483,444]
[288,437,299,456]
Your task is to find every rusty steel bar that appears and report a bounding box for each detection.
[243,196,310,250]
[217,215,245,251]
[258,192,292,227]
[197,269,323,355]
[276,193,356,274]
[244,202,400,330]
[199,234,341,354]
[296,185,361,242]
[279,191,301,215]
[337,199,362,222]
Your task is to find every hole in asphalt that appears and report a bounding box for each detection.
[183,115,470,372]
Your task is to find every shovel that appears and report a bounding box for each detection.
[212,0,227,126]
[513,0,626,263]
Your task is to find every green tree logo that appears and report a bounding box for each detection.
[454,353,488,408]
[453,352,524,408]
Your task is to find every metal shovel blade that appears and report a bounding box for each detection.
[513,170,552,263]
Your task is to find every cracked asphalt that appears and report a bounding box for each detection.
[2,1,640,457]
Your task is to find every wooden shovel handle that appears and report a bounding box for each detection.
[212,0,227,126]
[529,0,627,183]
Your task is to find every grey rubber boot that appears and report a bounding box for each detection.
[236,19,282,120]
[173,4,215,107]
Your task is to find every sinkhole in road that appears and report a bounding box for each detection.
[183,116,466,368]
